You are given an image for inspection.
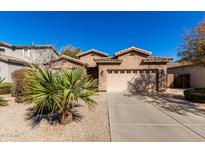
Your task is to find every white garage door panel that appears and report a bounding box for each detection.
[107,70,157,92]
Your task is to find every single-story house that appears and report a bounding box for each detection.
[1,41,173,92]
[167,61,205,88]
[48,46,173,92]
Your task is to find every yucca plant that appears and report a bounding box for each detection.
[24,65,98,124]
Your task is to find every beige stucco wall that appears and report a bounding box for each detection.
[168,66,205,88]
[0,46,13,56]
[98,52,167,92]
[12,48,58,64]
[118,52,148,67]
[0,61,9,82]
[167,74,174,88]
[79,52,107,67]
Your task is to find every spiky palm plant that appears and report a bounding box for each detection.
[25,65,62,115]
[24,65,98,124]
[57,68,98,123]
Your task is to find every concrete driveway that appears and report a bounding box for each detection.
[107,92,205,141]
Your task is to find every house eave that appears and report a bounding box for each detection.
[44,55,87,66]
[114,46,152,57]
[0,42,59,56]
[77,49,109,57]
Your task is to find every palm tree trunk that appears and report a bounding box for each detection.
[60,101,73,124]
[60,110,73,124]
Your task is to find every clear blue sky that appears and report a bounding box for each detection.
[0,11,204,60]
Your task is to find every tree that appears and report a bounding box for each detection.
[24,65,98,125]
[177,20,205,66]
[60,45,81,59]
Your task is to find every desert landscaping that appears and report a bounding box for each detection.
[0,93,110,142]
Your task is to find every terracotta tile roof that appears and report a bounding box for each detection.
[0,54,30,65]
[94,57,122,63]
[115,46,152,56]
[142,56,173,63]
[44,55,87,66]
[76,49,109,57]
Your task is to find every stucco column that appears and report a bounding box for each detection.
[98,65,107,91]
[158,65,167,91]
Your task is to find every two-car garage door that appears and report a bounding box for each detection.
[107,69,157,92]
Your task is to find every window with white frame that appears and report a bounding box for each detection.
[23,49,30,58]
[0,48,5,55]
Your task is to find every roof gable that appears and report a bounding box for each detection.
[114,46,152,57]
[77,49,109,57]
[45,55,87,66]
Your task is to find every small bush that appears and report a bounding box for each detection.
[0,82,13,94]
[0,97,8,106]
[11,69,27,103]
[184,88,205,103]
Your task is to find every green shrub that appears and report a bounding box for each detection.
[0,97,8,106]
[11,69,27,103]
[184,88,205,103]
[0,82,13,94]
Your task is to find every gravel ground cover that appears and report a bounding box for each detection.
[0,93,110,142]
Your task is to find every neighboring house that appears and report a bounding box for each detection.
[49,46,173,92]
[167,61,205,88]
[0,42,58,82]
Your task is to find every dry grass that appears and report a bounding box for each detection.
[0,93,110,142]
